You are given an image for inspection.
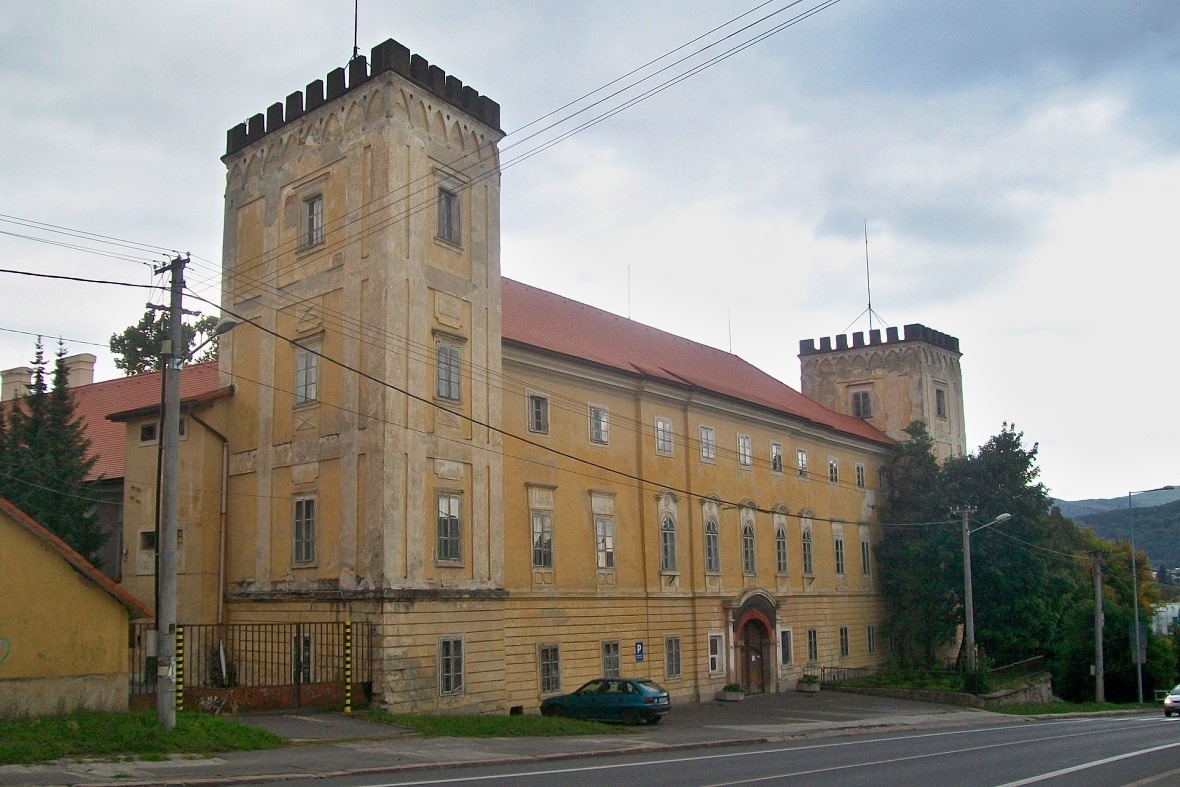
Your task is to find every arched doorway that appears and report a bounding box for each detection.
[739,618,770,694]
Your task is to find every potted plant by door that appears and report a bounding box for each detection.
[717,683,745,702]
[797,673,820,693]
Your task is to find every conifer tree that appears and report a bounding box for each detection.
[0,339,101,562]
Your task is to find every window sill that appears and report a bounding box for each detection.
[434,235,463,253]
[436,560,465,568]
[297,240,325,256]
[293,562,318,569]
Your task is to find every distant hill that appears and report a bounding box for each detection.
[1054,488,1180,520]
[1077,499,1180,570]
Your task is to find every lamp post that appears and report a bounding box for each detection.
[955,508,1011,674]
[1128,484,1175,705]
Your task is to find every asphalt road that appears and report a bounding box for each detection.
[267,716,1180,787]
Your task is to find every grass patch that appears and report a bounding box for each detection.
[989,701,1151,715]
[831,670,967,693]
[0,710,284,765]
[360,708,630,737]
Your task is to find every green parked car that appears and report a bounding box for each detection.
[540,678,671,725]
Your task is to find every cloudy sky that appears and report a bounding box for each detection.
[1,1,1177,502]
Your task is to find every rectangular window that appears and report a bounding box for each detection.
[295,345,318,405]
[595,515,615,570]
[602,641,621,678]
[292,633,313,683]
[861,539,872,576]
[655,416,673,454]
[436,342,461,401]
[139,422,158,444]
[807,629,818,662]
[437,186,460,244]
[440,637,463,694]
[139,530,156,551]
[527,393,549,433]
[665,635,682,679]
[780,628,793,666]
[851,389,872,419]
[797,449,808,477]
[539,645,561,694]
[589,405,609,444]
[936,386,947,419]
[867,625,876,655]
[828,458,839,484]
[737,434,752,467]
[856,463,866,489]
[771,442,783,473]
[294,497,316,564]
[709,633,725,674]
[531,511,553,568]
[839,626,850,657]
[437,492,461,562]
[834,536,845,576]
[303,194,323,248]
[699,426,715,461]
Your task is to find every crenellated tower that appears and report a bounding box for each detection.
[799,324,966,461]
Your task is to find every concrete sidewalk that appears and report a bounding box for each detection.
[0,691,1034,787]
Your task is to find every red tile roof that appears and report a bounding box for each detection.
[0,496,152,618]
[73,362,223,481]
[501,278,893,447]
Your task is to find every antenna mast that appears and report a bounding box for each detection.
[865,221,873,333]
[352,0,360,60]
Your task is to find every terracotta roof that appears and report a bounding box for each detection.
[501,278,893,447]
[73,362,222,481]
[0,496,152,618]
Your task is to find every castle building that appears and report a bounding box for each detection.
[799,325,966,462]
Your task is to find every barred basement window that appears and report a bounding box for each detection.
[780,629,793,666]
[540,645,561,693]
[709,633,724,674]
[839,626,850,657]
[807,629,818,662]
[439,637,463,695]
[665,635,682,679]
[602,641,621,678]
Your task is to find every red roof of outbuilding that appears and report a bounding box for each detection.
[501,278,892,447]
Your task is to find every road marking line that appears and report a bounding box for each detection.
[996,741,1180,786]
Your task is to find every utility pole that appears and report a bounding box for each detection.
[156,254,186,729]
[1093,550,1104,704]
[953,506,978,673]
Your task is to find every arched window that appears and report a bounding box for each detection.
[742,522,756,575]
[660,514,677,572]
[776,524,788,574]
[704,518,720,573]
[802,527,813,575]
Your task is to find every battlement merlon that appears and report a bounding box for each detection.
[798,324,961,357]
[224,38,502,157]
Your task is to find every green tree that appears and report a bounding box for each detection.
[109,309,220,374]
[0,340,102,562]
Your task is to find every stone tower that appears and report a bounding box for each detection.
[218,39,507,711]
[799,324,966,461]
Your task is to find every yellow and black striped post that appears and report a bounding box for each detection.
[343,621,353,714]
[175,625,185,713]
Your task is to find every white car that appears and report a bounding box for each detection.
[1164,685,1180,717]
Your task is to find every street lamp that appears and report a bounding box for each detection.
[956,509,1011,674]
[1128,484,1175,705]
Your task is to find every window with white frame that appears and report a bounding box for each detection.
[303,193,324,248]
[771,442,783,473]
[742,520,756,575]
[797,448,808,477]
[436,341,461,401]
[704,517,720,573]
[294,497,316,564]
[780,628,793,666]
[839,626,850,657]
[437,492,462,562]
[775,522,788,574]
[709,633,725,674]
[602,641,621,678]
[737,434,752,467]
[439,637,463,694]
[856,463,866,488]
[139,422,158,444]
[699,425,715,461]
[660,513,677,572]
[539,645,561,693]
[851,388,872,419]
[437,184,460,245]
[834,533,845,576]
[655,416,673,454]
[807,629,818,662]
[295,344,318,405]
[665,635,682,679]
[527,393,549,434]
[867,625,876,655]
[828,458,839,484]
[589,405,609,444]
[531,510,553,568]
[595,514,615,570]
[801,522,814,574]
